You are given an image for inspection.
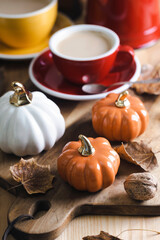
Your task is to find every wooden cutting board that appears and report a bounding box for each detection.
[0,92,160,240]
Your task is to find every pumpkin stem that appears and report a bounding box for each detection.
[10,82,33,107]
[78,135,95,156]
[115,90,130,108]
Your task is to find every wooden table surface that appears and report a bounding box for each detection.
[1,5,160,240]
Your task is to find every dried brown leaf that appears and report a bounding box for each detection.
[132,81,160,95]
[114,142,158,171]
[132,63,160,95]
[10,158,54,194]
[83,229,160,240]
[83,231,122,240]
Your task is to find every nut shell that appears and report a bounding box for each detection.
[124,172,158,201]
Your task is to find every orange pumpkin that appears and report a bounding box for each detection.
[92,91,149,142]
[57,135,120,192]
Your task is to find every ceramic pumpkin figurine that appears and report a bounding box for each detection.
[0,82,65,156]
[57,135,120,192]
[92,91,149,142]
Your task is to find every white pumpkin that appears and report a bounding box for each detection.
[0,82,65,156]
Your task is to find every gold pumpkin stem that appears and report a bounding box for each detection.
[10,82,33,107]
[78,135,95,157]
[115,90,130,108]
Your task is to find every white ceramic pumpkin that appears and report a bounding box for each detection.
[0,82,65,156]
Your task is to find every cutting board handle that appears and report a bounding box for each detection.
[7,187,160,240]
[8,196,80,240]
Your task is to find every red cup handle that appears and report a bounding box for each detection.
[119,45,135,58]
[113,45,135,72]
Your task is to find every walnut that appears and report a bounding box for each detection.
[124,172,158,201]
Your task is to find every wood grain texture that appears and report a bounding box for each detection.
[1,3,160,238]
[1,186,160,240]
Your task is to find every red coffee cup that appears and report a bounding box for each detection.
[49,24,134,85]
[86,0,160,49]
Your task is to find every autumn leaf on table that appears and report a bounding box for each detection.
[83,231,122,240]
[10,158,55,194]
[132,63,160,95]
[114,142,158,171]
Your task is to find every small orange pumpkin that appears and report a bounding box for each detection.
[92,91,149,142]
[57,135,120,192]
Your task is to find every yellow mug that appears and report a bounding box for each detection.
[0,0,58,48]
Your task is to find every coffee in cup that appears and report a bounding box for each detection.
[0,0,49,14]
[56,30,112,58]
